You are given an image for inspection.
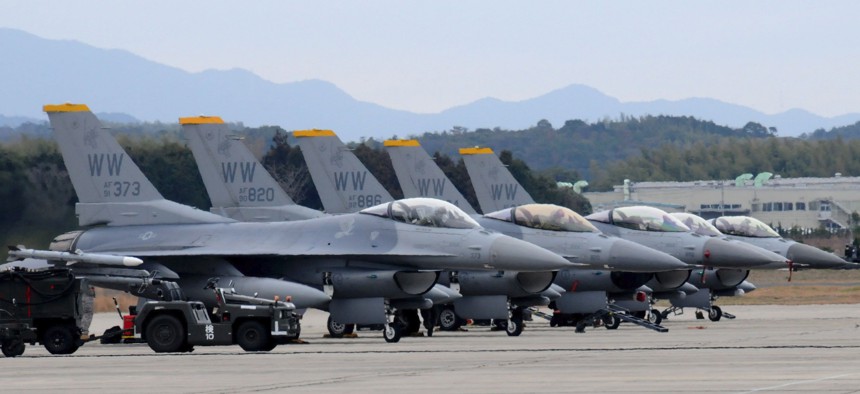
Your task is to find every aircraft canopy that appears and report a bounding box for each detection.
[485,204,598,233]
[361,198,479,229]
[712,216,780,238]
[588,206,690,232]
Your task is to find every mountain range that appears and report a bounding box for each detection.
[2,28,858,140]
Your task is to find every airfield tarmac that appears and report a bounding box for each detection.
[2,304,859,393]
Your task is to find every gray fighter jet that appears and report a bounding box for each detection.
[458,146,700,322]
[295,131,598,335]
[389,140,704,329]
[44,104,572,342]
[180,116,462,337]
[584,205,787,321]
[710,215,849,269]
[664,212,785,321]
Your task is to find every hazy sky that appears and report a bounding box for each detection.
[1,1,858,116]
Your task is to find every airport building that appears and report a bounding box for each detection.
[582,173,860,230]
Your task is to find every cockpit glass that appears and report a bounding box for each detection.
[712,216,780,238]
[360,198,479,229]
[491,204,598,232]
[671,213,723,236]
[607,206,690,232]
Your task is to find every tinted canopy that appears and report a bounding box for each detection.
[712,216,780,238]
[485,204,598,232]
[587,206,690,232]
[361,198,479,229]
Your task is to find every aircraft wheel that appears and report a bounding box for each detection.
[708,306,723,322]
[236,320,273,351]
[383,324,402,343]
[43,324,80,355]
[648,309,663,325]
[1,340,25,357]
[327,315,348,338]
[145,315,186,353]
[604,315,621,330]
[505,318,524,337]
[438,307,462,331]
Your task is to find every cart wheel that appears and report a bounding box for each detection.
[2,340,25,357]
[145,314,186,353]
[236,320,273,351]
[43,324,79,355]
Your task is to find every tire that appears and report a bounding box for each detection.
[145,314,186,353]
[438,307,462,331]
[505,318,524,337]
[604,315,621,330]
[648,309,663,325]
[236,320,273,352]
[383,324,402,343]
[708,306,723,322]
[2,340,25,357]
[327,315,348,338]
[43,324,79,355]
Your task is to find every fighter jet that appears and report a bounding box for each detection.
[710,215,849,269]
[389,140,711,329]
[44,104,572,342]
[295,131,600,335]
[663,212,784,321]
[458,146,697,324]
[180,116,461,337]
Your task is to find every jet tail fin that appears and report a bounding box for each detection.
[384,139,477,214]
[181,117,323,221]
[293,130,393,213]
[460,147,535,213]
[44,104,231,226]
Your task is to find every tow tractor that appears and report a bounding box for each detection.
[0,267,91,357]
[134,278,301,353]
[4,246,302,356]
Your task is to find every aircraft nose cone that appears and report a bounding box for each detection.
[608,238,690,272]
[787,242,847,269]
[489,237,573,271]
[704,237,784,268]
